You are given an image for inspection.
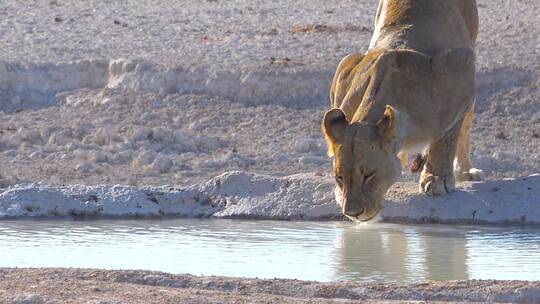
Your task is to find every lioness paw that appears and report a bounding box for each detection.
[455,168,485,182]
[419,174,456,196]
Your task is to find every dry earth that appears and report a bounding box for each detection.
[0,0,538,187]
[1,268,539,304]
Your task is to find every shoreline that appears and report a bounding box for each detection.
[1,171,539,226]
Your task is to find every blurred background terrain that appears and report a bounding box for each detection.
[0,0,538,187]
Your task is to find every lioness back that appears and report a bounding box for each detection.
[370,0,478,52]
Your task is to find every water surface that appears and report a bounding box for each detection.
[1,219,539,282]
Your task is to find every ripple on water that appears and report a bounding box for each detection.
[0,219,539,282]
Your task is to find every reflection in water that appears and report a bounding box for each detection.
[333,224,540,282]
[333,224,416,282]
[333,224,469,282]
[0,219,539,282]
[421,228,468,281]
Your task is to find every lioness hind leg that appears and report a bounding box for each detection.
[419,121,462,196]
[454,102,485,182]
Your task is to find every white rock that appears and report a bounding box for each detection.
[0,171,539,225]
[28,150,44,160]
[98,97,113,106]
[59,153,73,161]
[65,95,82,106]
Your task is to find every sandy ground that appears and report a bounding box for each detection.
[1,268,539,304]
[0,0,538,187]
[1,0,539,71]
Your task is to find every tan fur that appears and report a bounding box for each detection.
[323,0,484,221]
[383,1,409,27]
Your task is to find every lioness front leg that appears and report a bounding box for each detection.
[420,121,462,196]
[454,102,485,181]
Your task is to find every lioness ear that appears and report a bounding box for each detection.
[322,109,348,157]
[376,105,399,151]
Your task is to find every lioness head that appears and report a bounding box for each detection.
[322,106,401,222]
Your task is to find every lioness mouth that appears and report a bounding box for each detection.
[359,214,378,222]
[346,211,379,223]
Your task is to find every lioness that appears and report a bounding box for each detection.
[322,0,484,221]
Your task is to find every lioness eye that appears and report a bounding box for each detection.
[335,175,344,187]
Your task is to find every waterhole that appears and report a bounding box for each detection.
[1,219,538,282]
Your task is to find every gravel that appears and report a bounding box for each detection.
[1,268,539,303]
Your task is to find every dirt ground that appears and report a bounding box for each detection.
[0,0,539,187]
[1,268,539,303]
